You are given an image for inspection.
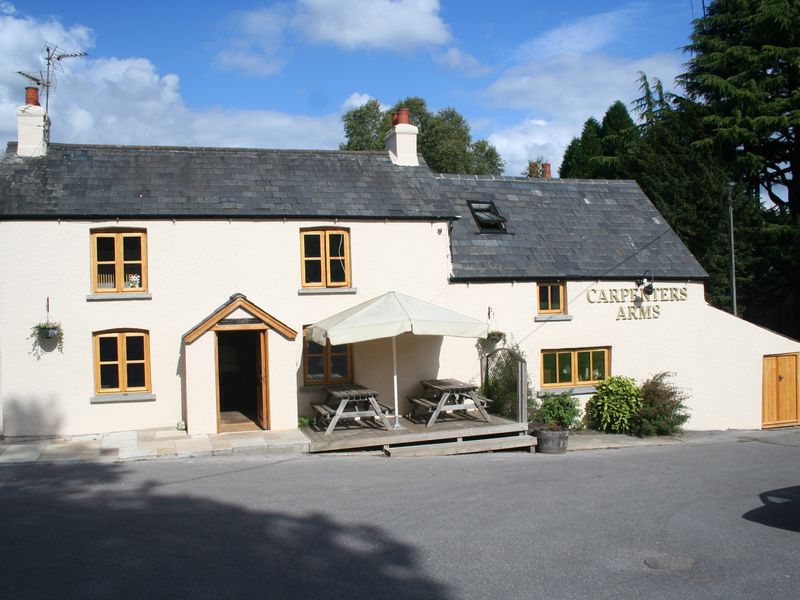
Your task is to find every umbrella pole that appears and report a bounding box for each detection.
[391,337,403,429]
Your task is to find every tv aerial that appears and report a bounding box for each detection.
[16,42,88,131]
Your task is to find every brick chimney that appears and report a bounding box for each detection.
[384,107,419,167]
[17,86,49,157]
[527,160,552,178]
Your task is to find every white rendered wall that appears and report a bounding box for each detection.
[2,217,797,436]
[0,219,454,436]
[440,280,800,430]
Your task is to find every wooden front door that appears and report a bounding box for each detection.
[762,354,799,428]
[216,327,270,432]
[255,330,269,429]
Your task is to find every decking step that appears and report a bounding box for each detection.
[385,435,536,457]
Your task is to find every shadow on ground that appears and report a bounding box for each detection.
[742,486,800,533]
[0,463,449,598]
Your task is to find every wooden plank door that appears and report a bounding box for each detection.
[763,354,799,428]
[255,330,270,429]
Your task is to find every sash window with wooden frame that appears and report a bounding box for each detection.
[541,347,609,387]
[303,329,353,386]
[93,330,151,393]
[300,228,351,288]
[91,229,148,293]
[538,281,566,314]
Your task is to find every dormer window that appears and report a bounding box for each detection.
[467,200,507,232]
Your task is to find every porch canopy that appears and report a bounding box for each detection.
[306,291,488,427]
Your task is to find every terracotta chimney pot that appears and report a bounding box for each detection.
[543,162,551,178]
[25,86,40,106]
[396,107,410,125]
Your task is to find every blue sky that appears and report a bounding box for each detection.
[0,1,702,174]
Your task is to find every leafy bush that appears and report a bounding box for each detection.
[536,391,581,429]
[586,376,642,434]
[297,416,312,428]
[635,372,690,436]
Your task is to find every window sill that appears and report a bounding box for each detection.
[534,314,573,322]
[86,292,153,302]
[90,392,156,404]
[300,383,354,392]
[297,287,358,296]
[539,386,596,396]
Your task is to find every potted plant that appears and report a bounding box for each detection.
[530,391,580,454]
[29,321,64,358]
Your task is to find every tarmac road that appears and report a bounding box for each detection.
[1,430,798,599]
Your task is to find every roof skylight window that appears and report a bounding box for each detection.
[467,200,507,232]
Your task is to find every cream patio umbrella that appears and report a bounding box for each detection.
[305,291,488,428]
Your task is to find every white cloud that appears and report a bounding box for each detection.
[486,51,680,119]
[483,50,681,175]
[1,2,16,15]
[0,10,344,152]
[481,3,681,176]
[516,4,642,60]
[293,0,450,51]
[488,118,576,177]
[214,6,289,76]
[435,47,491,76]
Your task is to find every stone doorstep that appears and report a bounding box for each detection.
[139,440,176,451]
[228,436,269,449]
[173,438,213,457]
[154,430,189,441]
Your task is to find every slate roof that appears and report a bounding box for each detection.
[434,174,708,281]
[0,143,451,220]
[0,142,707,281]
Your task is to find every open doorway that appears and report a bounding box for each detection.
[216,329,268,432]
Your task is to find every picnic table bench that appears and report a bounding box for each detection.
[408,378,492,427]
[313,384,394,435]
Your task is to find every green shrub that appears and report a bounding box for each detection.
[483,344,535,420]
[586,376,642,434]
[636,372,690,436]
[297,416,312,428]
[536,391,581,429]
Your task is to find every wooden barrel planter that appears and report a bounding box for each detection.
[533,429,569,454]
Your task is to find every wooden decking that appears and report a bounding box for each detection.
[301,412,529,453]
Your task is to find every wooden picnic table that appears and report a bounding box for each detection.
[313,384,393,435]
[411,378,491,427]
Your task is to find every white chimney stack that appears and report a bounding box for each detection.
[17,87,49,157]
[384,107,419,167]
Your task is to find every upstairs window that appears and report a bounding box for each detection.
[91,230,148,293]
[542,348,609,387]
[303,329,353,385]
[538,282,566,314]
[93,330,151,393]
[467,200,507,232]
[300,229,351,288]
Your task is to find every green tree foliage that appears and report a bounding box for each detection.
[679,0,800,335]
[339,99,384,151]
[341,96,504,175]
[680,0,800,221]
[559,118,602,178]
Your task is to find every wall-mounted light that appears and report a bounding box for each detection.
[636,270,655,296]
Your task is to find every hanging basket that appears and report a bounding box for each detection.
[40,326,61,339]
